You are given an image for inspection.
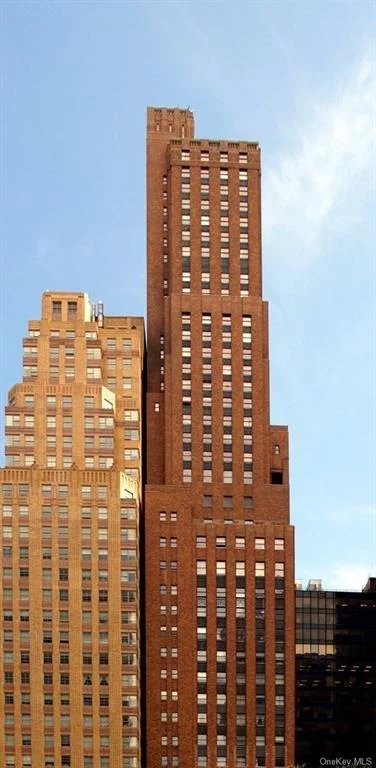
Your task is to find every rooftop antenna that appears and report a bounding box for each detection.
[97,300,104,328]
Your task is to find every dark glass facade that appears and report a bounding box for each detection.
[296,578,376,767]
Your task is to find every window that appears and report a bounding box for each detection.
[87,367,101,380]
[52,301,62,316]
[275,538,284,550]
[255,538,265,550]
[87,347,101,360]
[124,428,139,441]
[271,470,283,485]
[124,449,139,461]
[5,414,20,427]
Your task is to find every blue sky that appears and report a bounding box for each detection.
[1,0,375,590]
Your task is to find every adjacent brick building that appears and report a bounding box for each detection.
[145,107,295,767]
[0,292,144,768]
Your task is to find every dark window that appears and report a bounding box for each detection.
[271,470,283,485]
[67,301,77,316]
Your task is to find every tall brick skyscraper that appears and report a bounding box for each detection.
[0,292,144,768]
[145,108,295,767]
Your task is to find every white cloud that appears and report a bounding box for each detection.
[326,503,376,524]
[324,563,371,592]
[297,563,372,592]
[263,52,376,266]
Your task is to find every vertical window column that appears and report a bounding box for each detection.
[202,314,212,483]
[255,561,266,767]
[163,174,169,294]
[239,169,249,296]
[222,315,232,484]
[220,168,229,295]
[220,246,230,295]
[236,561,246,766]
[239,247,249,297]
[275,563,285,767]
[242,317,253,484]
[197,560,207,766]
[201,246,210,294]
[200,166,210,293]
[216,561,226,766]
[182,314,192,483]
[160,335,164,392]
[181,166,191,293]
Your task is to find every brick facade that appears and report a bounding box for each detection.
[0,292,144,768]
[145,107,295,767]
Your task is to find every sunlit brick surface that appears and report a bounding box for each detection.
[0,292,144,768]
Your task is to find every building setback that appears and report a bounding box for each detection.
[145,107,295,767]
[0,292,144,768]
[296,578,376,766]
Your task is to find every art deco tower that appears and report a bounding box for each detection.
[145,108,295,767]
[0,292,144,768]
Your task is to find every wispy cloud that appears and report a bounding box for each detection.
[325,563,372,592]
[298,563,372,592]
[326,503,376,525]
[295,501,376,592]
[263,53,376,266]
